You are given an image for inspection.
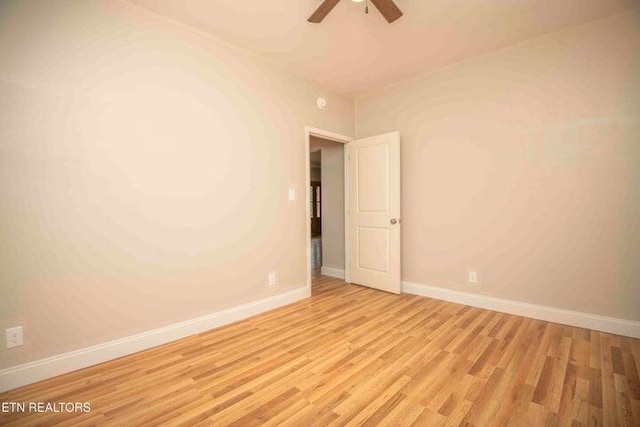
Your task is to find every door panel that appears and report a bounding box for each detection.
[357,226,389,273]
[349,131,401,294]
[357,144,389,212]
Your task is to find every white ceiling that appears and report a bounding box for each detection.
[129,0,638,97]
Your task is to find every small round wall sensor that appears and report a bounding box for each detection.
[317,97,327,110]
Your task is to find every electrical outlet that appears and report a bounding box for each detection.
[268,272,277,287]
[468,271,478,284]
[6,326,23,349]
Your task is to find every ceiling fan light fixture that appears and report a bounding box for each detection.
[308,0,402,24]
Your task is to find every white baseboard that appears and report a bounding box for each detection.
[321,265,345,279]
[402,281,640,339]
[0,287,310,393]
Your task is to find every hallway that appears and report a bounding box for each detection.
[311,236,322,278]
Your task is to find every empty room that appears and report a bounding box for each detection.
[1,0,639,425]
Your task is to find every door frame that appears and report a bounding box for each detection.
[305,126,353,292]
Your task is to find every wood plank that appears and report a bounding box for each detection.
[369,0,403,23]
[307,0,342,23]
[0,276,638,426]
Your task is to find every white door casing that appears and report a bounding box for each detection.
[348,131,401,294]
[305,126,352,290]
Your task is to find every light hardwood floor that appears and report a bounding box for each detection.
[1,277,639,426]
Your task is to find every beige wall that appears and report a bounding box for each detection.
[321,144,345,271]
[0,0,353,369]
[356,11,640,321]
[310,165,321,182]
[309,137,346,271]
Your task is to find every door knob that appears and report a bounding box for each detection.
[390,218,398,225]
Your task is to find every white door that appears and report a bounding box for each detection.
[348,131,401,294]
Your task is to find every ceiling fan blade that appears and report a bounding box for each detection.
[308,0,342,23]
[369,0,403,23]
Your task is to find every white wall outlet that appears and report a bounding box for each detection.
[268,272,277,287]
[6,326,24,349]
[288,188,296,201]
[468,271,478,284]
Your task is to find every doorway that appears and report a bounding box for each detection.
[309,138,344,280]
[310,152,322,277]
[305,127,402,294]
[305,127,351,291]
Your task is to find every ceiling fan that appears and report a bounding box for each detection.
[308,0,403,24]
